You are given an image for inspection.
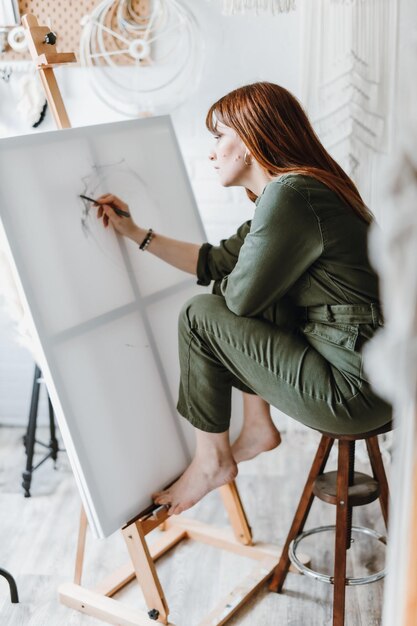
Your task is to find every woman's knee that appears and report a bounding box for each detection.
[178,294,227,332]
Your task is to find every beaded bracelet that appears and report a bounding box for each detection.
[139,228,154,251]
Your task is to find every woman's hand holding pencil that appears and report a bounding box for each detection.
[90,191,200,270]
[94,193,139,240]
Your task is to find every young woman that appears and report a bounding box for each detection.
[96,82,392,516]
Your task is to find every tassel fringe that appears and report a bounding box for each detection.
[221,0,296,15]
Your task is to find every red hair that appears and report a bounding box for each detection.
[206,82,372,224]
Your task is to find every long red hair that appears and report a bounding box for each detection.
[206,82,372,224]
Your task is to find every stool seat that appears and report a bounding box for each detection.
[319,420,392,440]
[314,470,380,506]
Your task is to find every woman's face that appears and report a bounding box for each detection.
[208,121,248,187]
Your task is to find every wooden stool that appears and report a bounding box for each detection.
[269,421,392,626]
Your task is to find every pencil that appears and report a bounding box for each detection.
[79,194,131,218]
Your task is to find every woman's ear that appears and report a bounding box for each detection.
[244,149,252,166]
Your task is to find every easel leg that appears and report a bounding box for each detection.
[219,481,252,545]
[74,506,88,585]
[38,67,71,129]
[48,396,59,466]
[122,520,170,624]
[22,364,41,497]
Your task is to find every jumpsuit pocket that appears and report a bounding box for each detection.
[300,321,363,398]
[302,322,359,351]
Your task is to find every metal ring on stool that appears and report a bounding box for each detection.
[289,525,386,586]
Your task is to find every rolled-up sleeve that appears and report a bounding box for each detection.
[196,243,214,285]
[220,181,324,316]
[196,220,251,286]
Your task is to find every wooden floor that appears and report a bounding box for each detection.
[0,424,389,626]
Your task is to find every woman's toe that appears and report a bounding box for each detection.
[174,501,189,515]
[157,493,172,505]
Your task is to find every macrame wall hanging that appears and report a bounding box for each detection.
[216,0,296,16]
[299,0,398,206]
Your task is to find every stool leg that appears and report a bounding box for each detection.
[346,441,355,550]
[366,436,389,528]
[333,439,351,626]
[269,435,334,593]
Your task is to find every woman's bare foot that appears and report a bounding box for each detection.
[232,393,282,463]
[152,455,238,516]
[231,424,281,463]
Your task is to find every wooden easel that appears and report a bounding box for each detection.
[22,13,305,625]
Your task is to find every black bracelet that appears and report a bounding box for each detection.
[139,228,154,251]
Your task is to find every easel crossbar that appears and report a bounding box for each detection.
[59,518,281,626]
[60,515,309,626]
[59,583,177,626]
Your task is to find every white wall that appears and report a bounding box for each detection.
[0,2,299,426]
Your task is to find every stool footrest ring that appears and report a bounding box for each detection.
[289,525,386,586]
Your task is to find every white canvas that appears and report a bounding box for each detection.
[0,117,207,537]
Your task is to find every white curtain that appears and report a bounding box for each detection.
[300,0,398,207]
[364,21,417,625]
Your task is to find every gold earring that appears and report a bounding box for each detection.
[244,149,252,166]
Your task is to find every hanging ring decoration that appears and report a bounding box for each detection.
[79,0,204,117]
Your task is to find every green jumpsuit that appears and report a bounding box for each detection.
[176,174,392,435]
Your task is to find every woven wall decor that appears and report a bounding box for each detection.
[213,0,296,16]
[300,0,398,206]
